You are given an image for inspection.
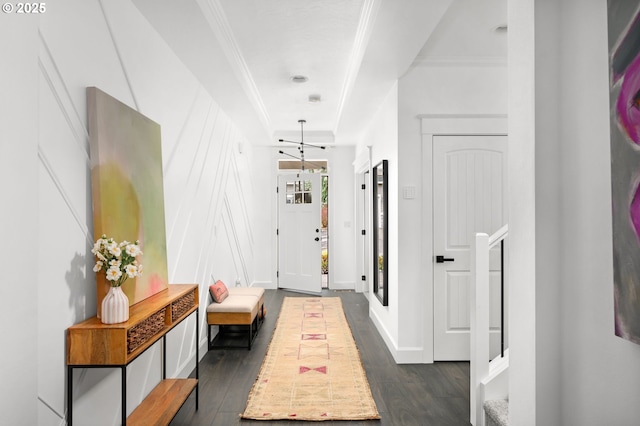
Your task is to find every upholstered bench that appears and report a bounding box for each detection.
[206,281,265,350]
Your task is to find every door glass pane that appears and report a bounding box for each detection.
[285,179,314,205]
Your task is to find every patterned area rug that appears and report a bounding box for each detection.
[241,297,380,421]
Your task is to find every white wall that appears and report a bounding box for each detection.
[356,83,400,357]
[327,146,358,289]
[508,0,538,423]
[556,0,640,424]
[0,12,38,426]
[251,145,275,287]
[533,0,562,424]
[2,1,256,424]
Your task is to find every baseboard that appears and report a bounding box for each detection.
[369,308,425,364]
[368,307,395,356]
[355,281,367,293]
[330,281,355,290]
[251,281,356,291]
[251,280,276,289]
[394,346,426,364]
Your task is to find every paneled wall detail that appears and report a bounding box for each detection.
[98,0,139,111]
[38,32,93,247]
[223,194,252,287]
[36,0,255,423]
[37,146,92,244]
[163,89,203,177]
[165,100,220,273]
[229,153,255,248]
[38,32,90,160]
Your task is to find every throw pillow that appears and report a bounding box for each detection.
[209,280,229,303]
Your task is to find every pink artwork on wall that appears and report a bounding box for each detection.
[608,1,640,344]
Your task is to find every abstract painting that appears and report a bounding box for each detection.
[88,87,168,315]
[608,1,640,344]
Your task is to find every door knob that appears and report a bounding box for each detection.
[315,237,320,241]
[436,255,454,263]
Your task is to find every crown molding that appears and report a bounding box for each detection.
[333,0,380,135]
[196,0,272,134]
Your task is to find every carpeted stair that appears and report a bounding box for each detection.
[484,399,509,426]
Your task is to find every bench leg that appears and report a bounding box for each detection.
[259,304,265,327]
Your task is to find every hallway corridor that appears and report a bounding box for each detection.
[172,290,471,425]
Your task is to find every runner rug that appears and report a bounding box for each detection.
[241,297,380,421]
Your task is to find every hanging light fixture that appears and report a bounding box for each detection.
[278,119,325,171]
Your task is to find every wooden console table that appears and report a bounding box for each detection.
[66,284,200,425]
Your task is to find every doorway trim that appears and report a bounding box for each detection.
[276,172,323,294]
[355,169,370,293]
[420,114,507,363]
[354,147,372,294]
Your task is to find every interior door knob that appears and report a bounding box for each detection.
[436,255,455,263]
[315,237,320,241]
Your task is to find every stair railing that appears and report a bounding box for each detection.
[470,224,508,426]
[489,224,508,359]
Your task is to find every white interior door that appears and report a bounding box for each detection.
[278,173,322,294]
[433,135,507,361]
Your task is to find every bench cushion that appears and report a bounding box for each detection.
[228,287,264,298]
[207,295,258,314]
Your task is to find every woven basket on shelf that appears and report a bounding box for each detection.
[127,309,165,354]
[171,290,195,322]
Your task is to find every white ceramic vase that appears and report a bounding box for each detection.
[101,286,130,324]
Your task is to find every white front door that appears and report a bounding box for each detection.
[278,173,322,294]
[433,135,507,361]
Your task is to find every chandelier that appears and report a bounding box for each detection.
[278,119,325,171]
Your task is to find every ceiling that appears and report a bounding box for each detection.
[133,0,507,146]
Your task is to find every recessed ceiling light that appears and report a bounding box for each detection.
[290,75,308,83]
[308,94,322,103]
[493,25,508,33]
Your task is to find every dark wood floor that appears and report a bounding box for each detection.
[171,290,471,426]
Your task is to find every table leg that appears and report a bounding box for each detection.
[121,366,127,425]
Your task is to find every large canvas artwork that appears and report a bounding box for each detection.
[87,87,169,314]
[608,1,640,344]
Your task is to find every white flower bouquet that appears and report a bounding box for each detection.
[92,234,143,287]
